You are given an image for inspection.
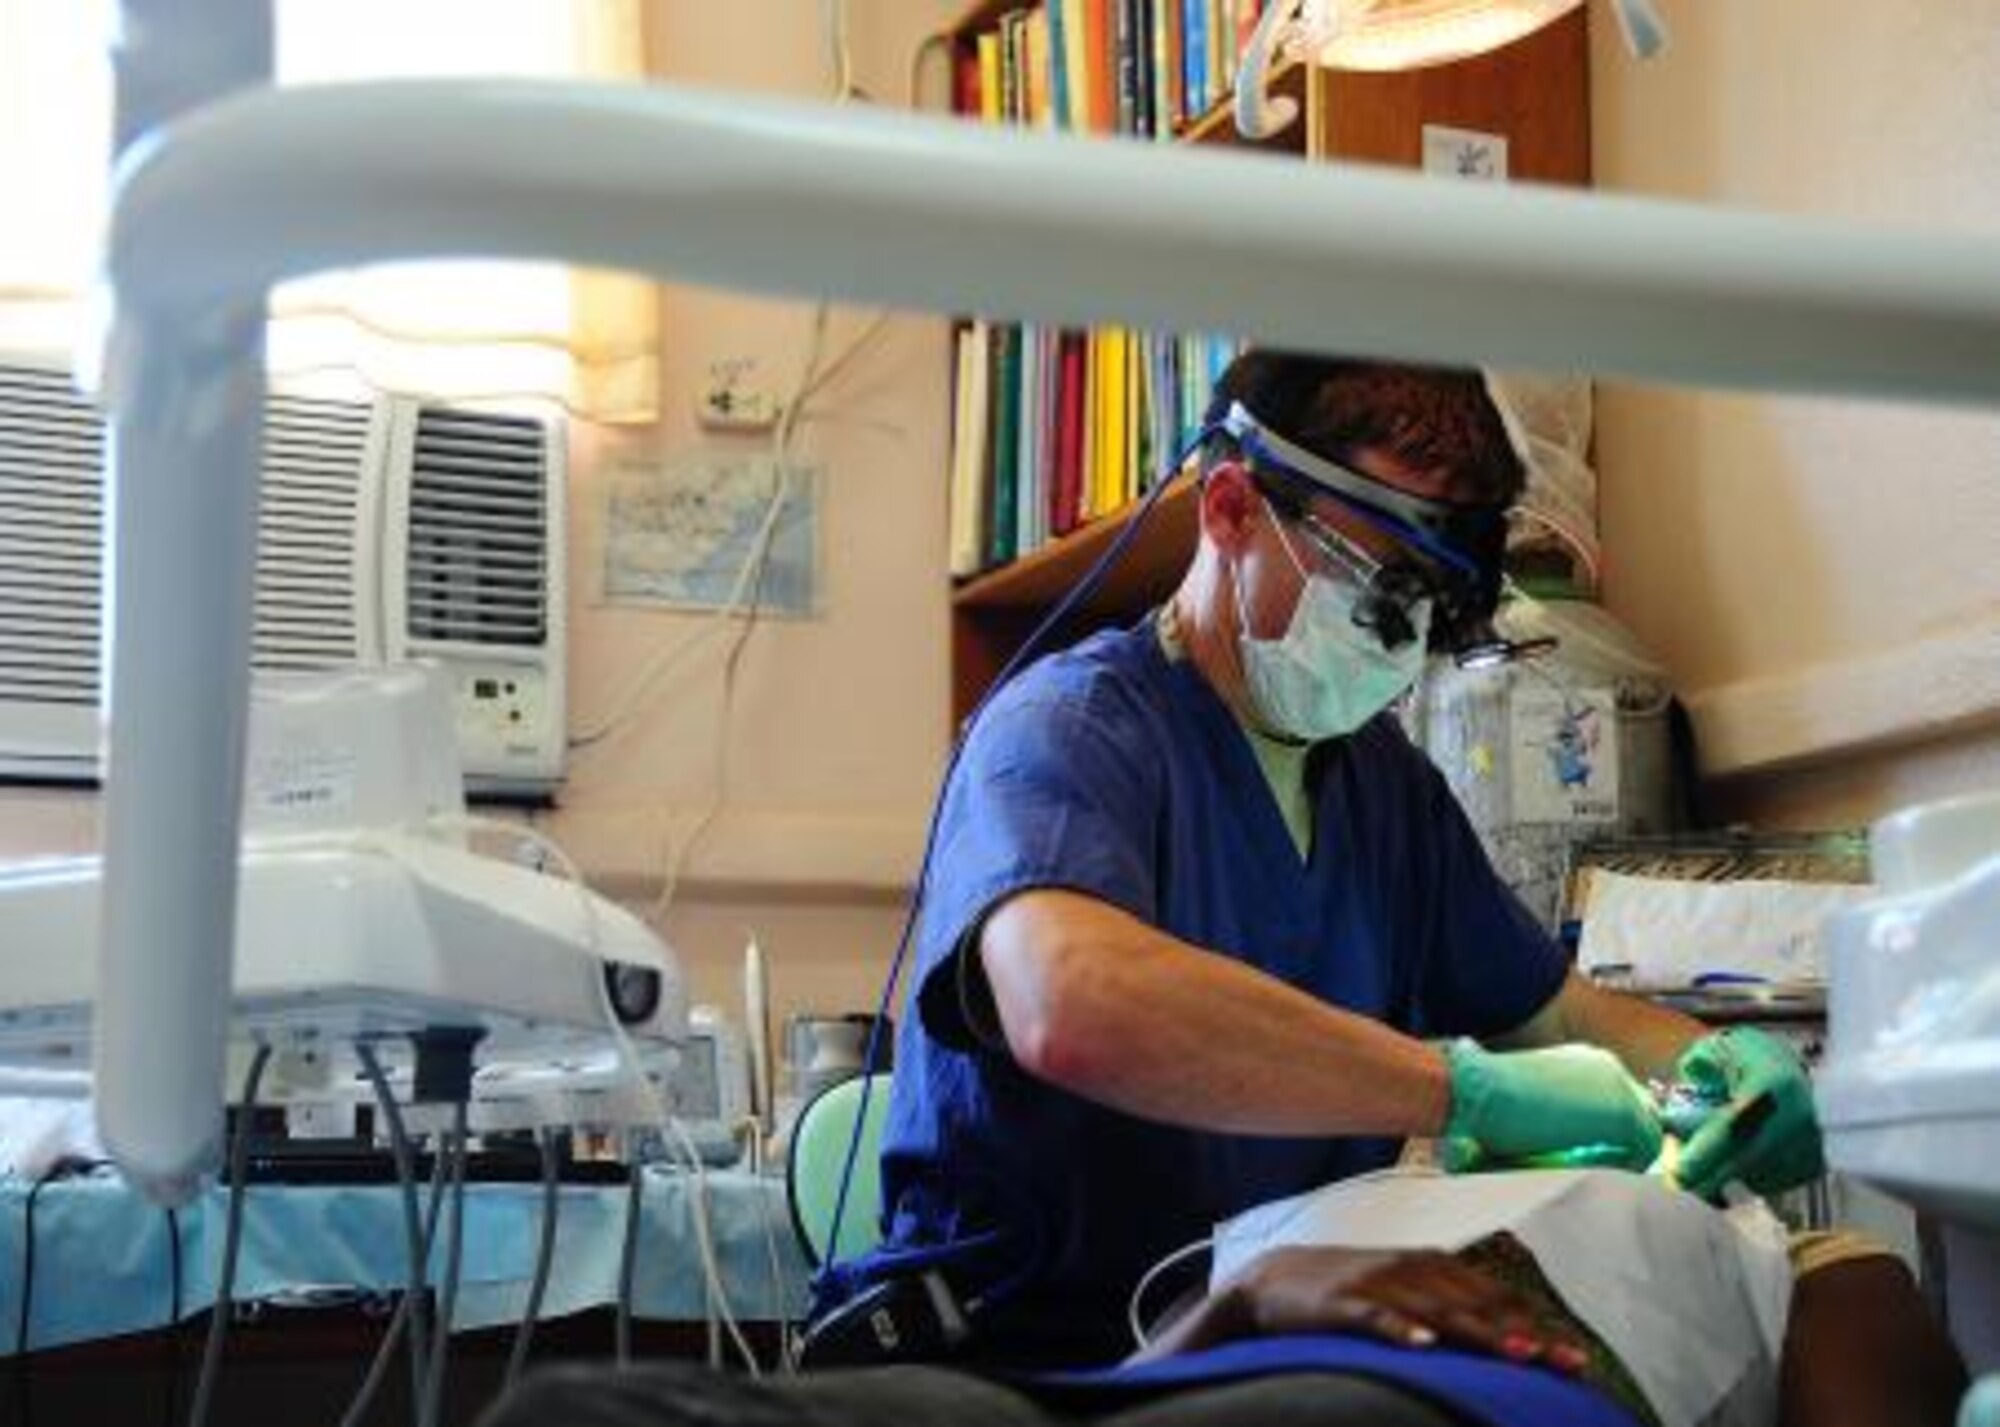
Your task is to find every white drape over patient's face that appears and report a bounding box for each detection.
[1212,1169,1793,1427]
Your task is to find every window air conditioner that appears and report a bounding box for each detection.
[0,355,566,798]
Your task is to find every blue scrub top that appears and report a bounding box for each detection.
[863,619,1567,1365]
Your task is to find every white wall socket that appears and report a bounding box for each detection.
[697,370,781,433]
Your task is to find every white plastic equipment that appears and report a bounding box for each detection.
[93,0,2000,1206]
[1408,593,1675,929]
[1818,790,2000,1232]
[0,665,685,1200]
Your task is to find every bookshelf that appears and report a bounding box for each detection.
[944,2,1590,723]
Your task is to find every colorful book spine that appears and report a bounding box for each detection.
[988,323,1020,565]
[1046,0,1072,129]
[948,4,1248,572]
[1113,0,1138,136]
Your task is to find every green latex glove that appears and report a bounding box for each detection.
[1673,1027,1824,1201]
[1443,1040,1663,1173]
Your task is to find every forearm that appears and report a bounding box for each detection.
[980,890,1451,1139]
[1499,971,1706,1082]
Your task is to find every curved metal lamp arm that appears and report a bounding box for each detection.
[1235,0,1307,140]
[100,29,2000,1203]
[110,80,2000,398]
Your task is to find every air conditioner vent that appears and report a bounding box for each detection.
[0,363,102,707]
[0,363,565,793]
[253,395,367,669]
[406,407,548,646]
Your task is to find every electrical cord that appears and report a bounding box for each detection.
[428,818,763,1377]
[822,0,869,102]
[417,1107,469,1427]
[355,1041,432,1407]
[615,1158,643,1367]
[1126,1234,1215,1351]
[820,442,1203,1292]
[906,31,953,110]
[188,1042,274,1427]
[643,297,834,928]
[1119,1163,1440,1352]
[744,1123,799,1372]
[336,1145,447,1427]
[503,1128,561,1390]
[567,382,800,756]
[569,102,891,762]
[164,1207,183,1427]
[13,1158,88,1427]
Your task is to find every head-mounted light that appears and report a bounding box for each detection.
[1212,401,1543,668]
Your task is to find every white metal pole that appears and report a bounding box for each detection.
[98,0,273,1204]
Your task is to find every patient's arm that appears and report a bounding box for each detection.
[1781,1254,1967,1427]
[1133,1244,1589,1375]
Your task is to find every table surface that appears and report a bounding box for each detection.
[1,1165,814,1357]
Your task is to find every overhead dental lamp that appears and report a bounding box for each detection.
[1237,0,1667,139]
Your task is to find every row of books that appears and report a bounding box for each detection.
[948,324,1241,577]
[955,0,1273,140]
[945,3,1265,578]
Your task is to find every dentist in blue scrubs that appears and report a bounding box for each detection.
[858,351,1824,1370]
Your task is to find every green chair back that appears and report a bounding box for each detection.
[785,1072,893,1265]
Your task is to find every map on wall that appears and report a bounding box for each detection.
[602,450,821,616]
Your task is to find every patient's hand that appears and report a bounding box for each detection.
[1134,1244,1590,1376]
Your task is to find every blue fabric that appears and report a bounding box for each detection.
[1033,1335,1641,1427]
[0,1167,809,1355]
[867,622,1568,1360]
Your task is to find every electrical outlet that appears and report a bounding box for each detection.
[697,369,781,433]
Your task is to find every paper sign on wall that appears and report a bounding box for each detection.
[1510,685,1618,823]
[1422,124,1509,181]
[602,451,821,616]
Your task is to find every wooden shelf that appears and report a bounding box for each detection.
[949,477,1199,722]
[948,0,1027,36]
[955,475,1198,615]
[944,3,1303,156]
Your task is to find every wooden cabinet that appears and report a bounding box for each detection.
[944,4,1590,724]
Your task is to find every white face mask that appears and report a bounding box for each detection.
[1235,513,1431,743]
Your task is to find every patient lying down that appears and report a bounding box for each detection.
[479,1171,1967,1427]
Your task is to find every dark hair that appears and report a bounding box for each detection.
[1202,350,1523,508]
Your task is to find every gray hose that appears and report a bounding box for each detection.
[187,1042,273,1427]
[504,1130,562,1390]
[335,1141,448,1427]
[615,1161,644,1365]
[355,1042,431,1404]
[418,1108,468,1427]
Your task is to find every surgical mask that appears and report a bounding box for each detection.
[1235,512,1430,742]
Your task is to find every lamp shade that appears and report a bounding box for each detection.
[1311,0,1583,71]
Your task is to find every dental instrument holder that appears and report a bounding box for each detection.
[97,0,2000,1207]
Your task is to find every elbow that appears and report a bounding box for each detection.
[980,898,1118,1091]
[1007,984,1099,1090]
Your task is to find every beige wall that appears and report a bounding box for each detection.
[573,0,961,1023]
[0,1,967,1031]
[1590,2,2000,826]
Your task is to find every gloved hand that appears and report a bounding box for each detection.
[1442,1040,1662,1173]
[1672,1027,1823,1201]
